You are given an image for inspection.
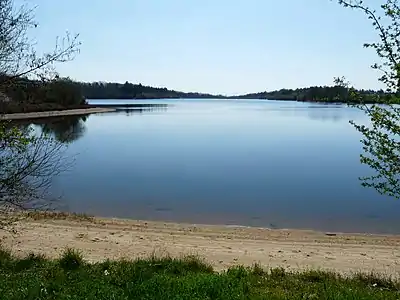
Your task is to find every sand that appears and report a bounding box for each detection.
[1,216,400,276]
[0,107,116,120]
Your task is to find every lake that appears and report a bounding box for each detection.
[37,99,400,234]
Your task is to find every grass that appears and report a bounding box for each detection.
[24,211,95,222]
[0,211,95,234]
[0,248,398,299]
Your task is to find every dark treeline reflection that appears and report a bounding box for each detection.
[12,104,169,143]
[307,109,344,122]
[39,115,88,143]
[14,115,88,143]
[267,105,348,122]
[98,104,169,116]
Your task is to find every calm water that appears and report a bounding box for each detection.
[39,99,400,234]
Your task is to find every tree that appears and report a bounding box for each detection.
[0,0,80,84]
[0,122,69,222]
[336,0,400,199]
[0,0,80,227]
[39,77,85,106]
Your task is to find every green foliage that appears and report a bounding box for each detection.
[337,0,400,199]
[0,120,32,150]
[352,105,400,197]
[0,251,398,299]
[338,0,400,92]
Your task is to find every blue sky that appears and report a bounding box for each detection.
[28,0,382,95]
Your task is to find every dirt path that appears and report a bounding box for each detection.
[0,107,116,120]
[2,217,400,276]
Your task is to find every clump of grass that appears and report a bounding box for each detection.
[0,245,12,268]
[25,211,94,222]
[300,269,340,283]
[180,255,213,273]
[354,272,399,290]
[58,248,84,270]
[251,263,265,276]
[227,266,249,279]
[133,254,213,276]
[14,252,46,271]
[270,267,286,278]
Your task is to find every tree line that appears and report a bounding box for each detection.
[237,86,398,104]
[74,81,399,103]
[3,77,396,113]
[0,78,222,113]
[0,76,86,114]
[79,81,222,100]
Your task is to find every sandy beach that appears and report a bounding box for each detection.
[1,215,399,276]
[0,107,116,120]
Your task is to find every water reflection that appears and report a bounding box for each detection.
[14,115,89,143]
[40,115,88,143]
[9,104,168,145]
[92,103,169,117]
[263,104,359,122]
[307,109,344,122]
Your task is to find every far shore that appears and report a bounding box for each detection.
[0,107,117,120]
[2,212,399,276]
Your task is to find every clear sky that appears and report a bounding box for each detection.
[27,0,383,95]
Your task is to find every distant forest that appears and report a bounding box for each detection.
[79,81,222,100]
[236,86,396,104]
[79,81,396,104]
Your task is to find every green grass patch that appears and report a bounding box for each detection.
[0,248,398,299]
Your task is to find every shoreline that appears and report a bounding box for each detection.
[0,107,117,120]
[2,213,399,276]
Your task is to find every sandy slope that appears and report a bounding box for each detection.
[0,107,116,120]
[1,217,400,276]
